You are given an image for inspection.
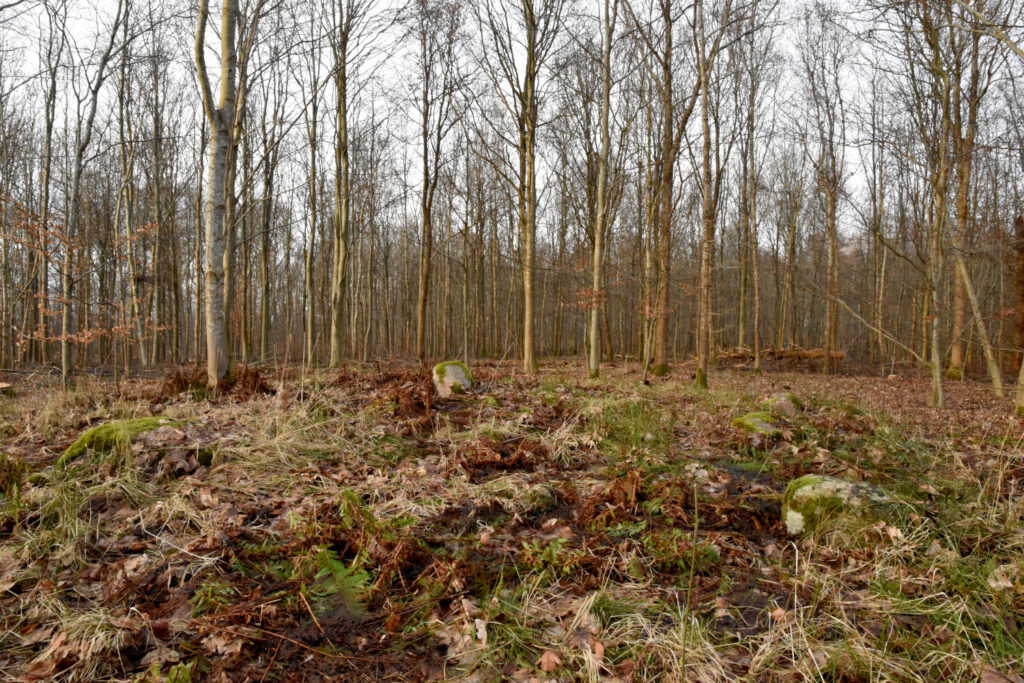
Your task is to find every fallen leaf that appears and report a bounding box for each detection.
[987,566,1015,591]
[979,664,1023,683]
[537,649,561,673]
[201,631,246,656]
[139,646,180,667]
[19,624,54,646]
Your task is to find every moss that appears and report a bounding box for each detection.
[731,411,781,436]
[58,417,175,468]
[726,459,774,474]
[0,452,25,497]
[432,360,474,394]
[693,367,708,390]
[650,363,669,377]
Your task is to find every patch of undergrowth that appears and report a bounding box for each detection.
[585,397,674,457]
[0,366,1020,681]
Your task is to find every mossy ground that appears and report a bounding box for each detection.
[0,362,1020,681]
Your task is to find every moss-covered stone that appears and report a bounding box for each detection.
[432,361,474,398]
[781,474,895,536]
[760,392,801,418]
[58,417,175,468]
[731,411,781,437]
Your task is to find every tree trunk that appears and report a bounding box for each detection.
[652,4,673,377]
[196,0,239,388]
[329,31,350,368]
[588,0,615,380]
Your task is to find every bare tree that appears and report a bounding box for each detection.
[693,0,735,389]
[477,0,564,374]
[800,1,847,377]
[195,0,241,387]
[586,0,617,379]
[406,0,464,362]
[623,0,702,376]
[328,0,378,367]
[59,0,125,384]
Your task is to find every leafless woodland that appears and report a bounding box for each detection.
[1,0,1024,411]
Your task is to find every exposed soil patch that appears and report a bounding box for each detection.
[457,436,548,480]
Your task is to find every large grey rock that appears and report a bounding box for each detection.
[432,361,474,398]
[782,474,897,536]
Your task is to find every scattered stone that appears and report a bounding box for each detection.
[58,417,177,468]
[731,411,781,437]
[432,361,474,398]
[782,474,896,536]
[760,392,801,418]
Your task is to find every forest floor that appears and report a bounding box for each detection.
[0,361,1022,682]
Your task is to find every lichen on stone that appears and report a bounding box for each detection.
[781,474,895,536]
[58,417,175,468]
[731,411,781,436]
[432,361,474,398]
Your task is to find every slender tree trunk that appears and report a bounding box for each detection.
[954,255,1002,395]
[824,189,838,374]
[588,0,615,379]
[329,37,350,368]
[196,0,239,388]
[520,14,539,375]
[304,101,318,364]
[259,146,274,363]
[1014,215,1024,374]
[695,28,713,389]
[652,5,673,376]
[416,106,432,361]
[750,150,761,373]
[193,121,205,365]
[62,2,121,385]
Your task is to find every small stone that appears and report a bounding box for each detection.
[732,411,782,437]
[760,393,800,418]
[432,361,474,398]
